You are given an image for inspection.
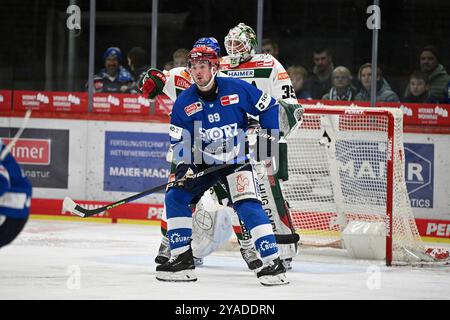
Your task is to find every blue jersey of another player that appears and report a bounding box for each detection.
[0,144,32,219]
[169,76,280,164]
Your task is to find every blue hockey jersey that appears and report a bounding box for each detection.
[0,144,32,219]
[169,77,280,164]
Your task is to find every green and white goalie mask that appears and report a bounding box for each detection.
[224,23,258,68]
[278,101,304,137]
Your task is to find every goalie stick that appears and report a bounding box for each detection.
[64,163,243,218]
[0,109,32,161]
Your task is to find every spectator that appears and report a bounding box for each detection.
[304,48,334,99]
[127,47,149,81]
[286,65,311,100]
[163,61,174,71]
[172,48,189,68]
[261,38,279,59]
[354,63,399,103]
[262,38,290,68]
[414,45,450,101]
[322,66,356,101]
[93,47,134,93]
[402,70,439,103]
[127,47,149,94]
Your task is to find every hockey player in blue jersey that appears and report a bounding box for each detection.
[0,141,32,248]
[155,46,302,285]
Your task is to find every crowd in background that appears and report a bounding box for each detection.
[93,41,450,105]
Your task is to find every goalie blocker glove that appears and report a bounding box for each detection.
[278,101,304,137]
[138,68,166,99]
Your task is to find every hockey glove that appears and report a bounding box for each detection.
[174,163,197,188]
[278,100,304,138]
[138,68,166,99]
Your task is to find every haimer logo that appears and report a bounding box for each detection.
[227,70,255,78]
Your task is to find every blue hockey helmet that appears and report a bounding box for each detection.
[103,47,123,62]
[193,37,221,57]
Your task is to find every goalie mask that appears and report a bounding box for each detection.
[224,23,257,68]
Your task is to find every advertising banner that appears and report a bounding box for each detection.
[13,90,88,112]
[92,93,152,114]
[0,128,69,188]
[403,133,450,222]
[0,89,12,111]
[300,100,450,126]
[154,94,174,115]
[404,143,434,209]
[103,131,171,193]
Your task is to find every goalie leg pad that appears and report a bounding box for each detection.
[225,169,261,204]
[258,164,298,262]
[191,202,233,259]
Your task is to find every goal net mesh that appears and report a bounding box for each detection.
[283,106,426,263]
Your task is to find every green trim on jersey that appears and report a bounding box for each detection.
[222,68,272,79]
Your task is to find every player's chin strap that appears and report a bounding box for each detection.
[196,68,218,92]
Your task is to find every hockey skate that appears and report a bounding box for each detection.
[240,247,264,271]
[154,236,170,265]
[281,258,293,271]
[256,258,289,286]
[156,247,197,282]
[193,256,204,266]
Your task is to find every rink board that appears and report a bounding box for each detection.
[0,112,449,241]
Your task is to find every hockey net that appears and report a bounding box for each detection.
[283,105,447,265]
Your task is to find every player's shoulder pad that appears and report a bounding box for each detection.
[172,86,202,117]
[250,53,276,66]
[167,67,192,90]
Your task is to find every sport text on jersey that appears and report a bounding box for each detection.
[170,122,280,168]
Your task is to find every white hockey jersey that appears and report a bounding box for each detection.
[220,54,297,104]
[161,53,297,104]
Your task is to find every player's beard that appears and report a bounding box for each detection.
[195,68,217,92]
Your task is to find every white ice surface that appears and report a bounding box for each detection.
[1,219,450,300]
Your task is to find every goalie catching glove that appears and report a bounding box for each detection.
[138,68,166,99]
[278,101,304,138]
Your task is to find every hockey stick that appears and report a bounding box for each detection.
[275,233,300,244]
[0,109,32,161]
[64,163,241,218]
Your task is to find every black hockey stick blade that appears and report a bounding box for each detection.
[63,163,237,218]
[275,233,300,244]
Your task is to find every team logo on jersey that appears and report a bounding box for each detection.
[184,101,203,116]
[169,124,183,140]
[255,92,271,111]
[236,173,250,192]
[277,72,289,80]
[226,70,255,78]
[220,94,239,106]
[174,75,191,90]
